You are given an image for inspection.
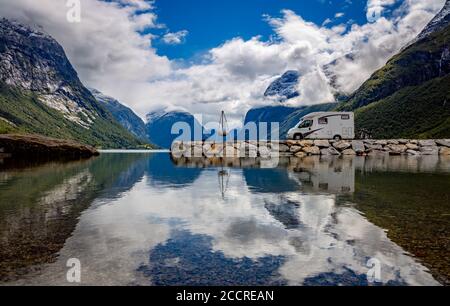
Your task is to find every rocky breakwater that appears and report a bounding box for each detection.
[171,139,450,158]
[0,134,99,160]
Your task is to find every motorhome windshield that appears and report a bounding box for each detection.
[298,119,313,128]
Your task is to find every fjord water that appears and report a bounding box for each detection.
[0,153,449,286]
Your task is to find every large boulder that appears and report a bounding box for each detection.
[299,140,314,147]
[352,141,365,155]
[342,149,356,155]
[436,139,450,147]
[406,143,419,150]
[365,144,383,151]
[333,140,351,150]
[314,140,330,148]
[320,147,340,156]
[418,140,436,147]
[440,147,450,155]
[375,140,388,146]
[290,145,303,153]
[420,146,439,155]
[387,144,408,154]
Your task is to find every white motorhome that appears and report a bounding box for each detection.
[287,112,355,140]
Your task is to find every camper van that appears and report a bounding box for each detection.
[287,112,355,140]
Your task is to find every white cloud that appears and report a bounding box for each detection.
[163,30,189,44]
[0,0,171,116]
[0,0,446,126]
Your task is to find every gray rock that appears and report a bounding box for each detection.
[418,140,436,147]
[375,140,388,146]
[406,143,419,150]
[398,139,409,144]
[333,140,351,150]
[436,139,450,147]
[420,146,439,155]
[352,141,365,154]
[388,140,399,145]
[299,140,314,147]
[366,144,383,151]
[342,149,356,155]
[388,144,408,154]
[314,139,330,148]
[320,147,340,156]
[290,145,303,153]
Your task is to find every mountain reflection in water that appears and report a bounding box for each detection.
[0,153,449,285]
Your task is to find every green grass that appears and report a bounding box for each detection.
[355,74,450,139]
[0,81,144,148]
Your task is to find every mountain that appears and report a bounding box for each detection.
[244,104,336,139]
[0,18,142,148]
[338,1,450,139]
[264,70,300,101]
[412,0,450,44]
[146,111,204,149]
[89,88,149,142]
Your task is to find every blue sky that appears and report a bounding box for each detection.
[152,0,371,61]
[3,0,442,122]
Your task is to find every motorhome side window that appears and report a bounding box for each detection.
[318,117,328,125]
[298,120,313,128]
[341,114,350,120]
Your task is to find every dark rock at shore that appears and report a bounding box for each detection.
[0,134,99,159]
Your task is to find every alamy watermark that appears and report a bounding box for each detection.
[66,258,81,283]
[366,0,383,23]
[66,0,81,23]
[366,258,382,283]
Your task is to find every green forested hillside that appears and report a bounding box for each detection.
[0,82,143,148]
[355,74,450,139]
[338,24,450,138]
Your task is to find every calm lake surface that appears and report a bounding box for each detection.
[0,153,449,286]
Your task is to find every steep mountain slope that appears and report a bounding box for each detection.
[0,18,141,148]
[338,1,450,138]
[412,0,450,44]
[89,89,149,142]
[146,111,204,148]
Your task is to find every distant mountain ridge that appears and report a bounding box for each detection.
[146,111,204,148]
[0,18,142,148]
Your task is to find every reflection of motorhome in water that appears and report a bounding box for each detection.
[287,112,355,141]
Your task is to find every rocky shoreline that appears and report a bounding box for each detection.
[0,134,99,160]
[171,139,450,158]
